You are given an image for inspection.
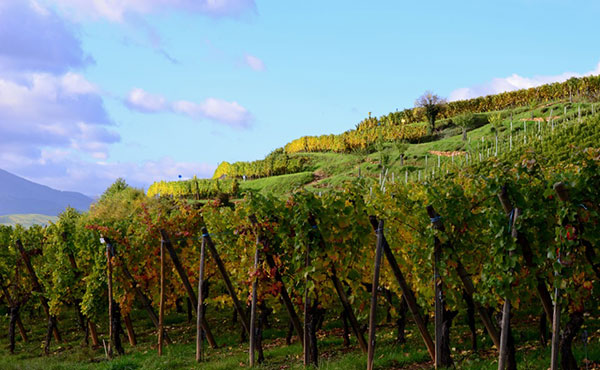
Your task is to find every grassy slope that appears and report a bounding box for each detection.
[241,101,596,197]
[0,214,57,227]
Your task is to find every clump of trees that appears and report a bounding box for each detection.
[415,91,446,134]
[213,149,308,180]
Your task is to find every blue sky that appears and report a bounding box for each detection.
[1,0,599,195]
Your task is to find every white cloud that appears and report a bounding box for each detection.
[126,88,167,113]
[46,0,256,22]
[0,0,116,177]
[4,154,216,195]
[181,97,252,128]
[449,61,600,101]
[61,72,98,95]
[0,0,223,196]
[171,100,201,116]
[244,54,265,71]
[126,87,253,128]
[0,73,116,157]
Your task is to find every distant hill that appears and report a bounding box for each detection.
[0,168,93,216]
[0,214,57,227]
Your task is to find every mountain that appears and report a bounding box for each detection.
[0,168,93,216]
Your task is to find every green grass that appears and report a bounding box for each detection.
[1,302,598,369]
[225,100,599,195]
[239,171,315,196]
[0,214,57,227]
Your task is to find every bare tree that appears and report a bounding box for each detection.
[415,91,446,134]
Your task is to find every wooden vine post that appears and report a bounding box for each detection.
[498,208,519,370]
[196,234,207,362]
[330,265,368,353]
[550,264,561,370]
[249,234,260,366]
[498,185,554,344]
[62,232,100,347]
[426,206,501,350]
[367,220,384,370]
[248,216,303,346]
[114,247,172,345]
[123,315,136,346]
[309,219,366,353]
[159,230,216,348]
[0,272,28,354]
[303,231,311,367]
[103,237,159,351]
[551,182,570,370]
[102,237,125,356]
[88,321,99,348]
[0,273,28,343]
[368,216,435,361]
[201,227,250,338]
[427,208,444,369]
[158,237,165,356]
[101,236,114,358]
[265,252,304,346]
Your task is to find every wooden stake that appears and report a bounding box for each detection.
[549,182,569,370]
[102,237,173,346]
[88,321,99,347]
[249,234,260,366]
[158,238,165,356]
[112,245,173,345]
[0,274,28,343]
[196,235,207,362]
[367,220,384,370]
[303,237,311,367]
[498,187,554,322]
[430,211,443,370]
[202,227,250,337]
[330,266,368,353]
[104,238,114,358]
[368,216,435,361]
[498,208,519,370]
[15,240,61,343]
[160,230,217,348]
[550,284,560,370]
[123,314,136,346]
[305,219,365,354]
[265,254,303,346]
[426,207,501,349]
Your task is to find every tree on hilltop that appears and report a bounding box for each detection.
[415,91,446,134]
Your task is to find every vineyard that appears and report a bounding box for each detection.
[2,94,600,370]
[212,150,309,180]
[147,177,239,199]
[199,75,600,182]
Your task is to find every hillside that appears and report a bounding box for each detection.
[0,168,93,216]
[147,76,600,200]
